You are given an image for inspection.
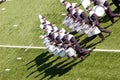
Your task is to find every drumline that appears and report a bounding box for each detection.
[42,34,77,58]
[80,0,106,17]
[38,0,107,60]
[39,15,77,59]
[62,16,101,37]
[61,0,107,37]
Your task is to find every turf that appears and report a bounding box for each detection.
[0,0,120,80]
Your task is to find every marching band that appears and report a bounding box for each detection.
[38,0,119,61]
[38,14,94,61]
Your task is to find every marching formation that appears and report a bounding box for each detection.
[38,15,93,61]
[61,0,120,41]
[38,0,119,61]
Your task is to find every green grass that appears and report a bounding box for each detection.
[0,48,120,80]
[0,0,120,80]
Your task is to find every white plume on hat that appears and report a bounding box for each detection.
[72,8,76,15]
[61,28,66,33]
[38,14,43,19]
[40,19,45,24]
[60,0,65,3]
[46,21,51,24]
[72,3,77,9]
[66,2,71,9]
[59,32,66,39]
[78,9,83,15]
[40,24,44,29]
[89,10,95,17]
[53,26,58,32]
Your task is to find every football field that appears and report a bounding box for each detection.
[0,0,120,80]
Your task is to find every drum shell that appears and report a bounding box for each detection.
[65,47,77,57]
[47,45,56,52]
[58,48,66,57]
[53,47,63,55]
[87,27,101,37]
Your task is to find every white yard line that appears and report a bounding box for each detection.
[93,49,120,52]
[0,45,120,52]
[1,8,6,11]
[6,0,13,1]
[0,45,46,49]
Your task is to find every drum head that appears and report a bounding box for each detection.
[93,6,105,17]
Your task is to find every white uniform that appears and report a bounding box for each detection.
[89,10,95,21]
[68,34,74,41]
[54,33,59,40]
[78,9,84,17]
[66,2,71,10]
[40,19,45,24]
[59,33,66,41]
[71,3,77,9]
[53,26,58,32]
[72,8,77,16]
[46,25,52,31]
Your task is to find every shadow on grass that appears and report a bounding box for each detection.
[75,34,84,41]
[36,59,81,80]
[80,35,97,47]
[25,51,52,70]
[26,51,82,79]
[99,8,120,28]
[26,51,53,77]
[79,35,107,49]
[69,31,78,35]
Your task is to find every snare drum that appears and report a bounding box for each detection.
[87,26,101,37]
[65,47,77,57]
[47,45,56,52]
[92,5,105,17]
[53,47,62,55]
[58,48,66,57]
[91,27,101,35]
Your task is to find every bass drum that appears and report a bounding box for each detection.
[92,5,105,17]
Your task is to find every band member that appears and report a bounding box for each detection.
[112,0,120,9]
[93,0,120,24]
[71,3,90,24]
[77,9,90,24]
[60,0,66,5]
[62,34,91,60]
[89,10,111,41]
